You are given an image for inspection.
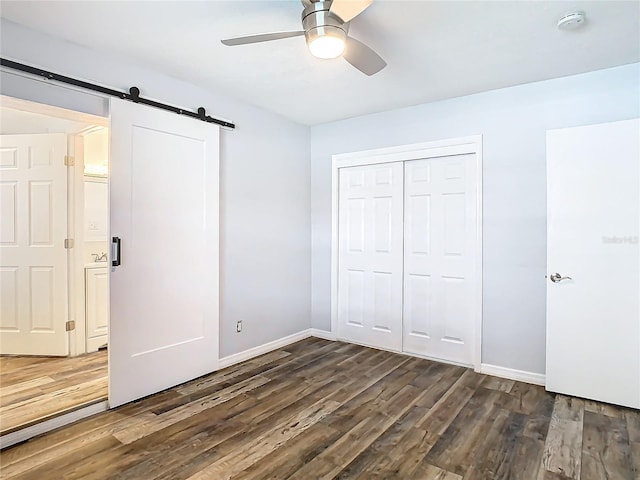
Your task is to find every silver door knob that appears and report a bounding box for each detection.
[550,273,572,283]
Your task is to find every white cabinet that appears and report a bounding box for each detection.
[85,265,108,352]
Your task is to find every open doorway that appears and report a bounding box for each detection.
[0,96,109,434]
[0,75,221,445]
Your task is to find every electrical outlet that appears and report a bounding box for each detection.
[236,320,243,333]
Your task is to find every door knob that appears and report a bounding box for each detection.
[550,273,572,283]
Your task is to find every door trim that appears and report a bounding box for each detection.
[330,135,483,370]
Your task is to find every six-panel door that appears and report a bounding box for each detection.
[0,133,68,356]
[337,162,404,351]
[403,155,478,366]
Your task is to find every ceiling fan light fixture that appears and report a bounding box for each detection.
[306,26,346,59]
[308,34,345,59]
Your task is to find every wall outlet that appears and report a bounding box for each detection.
[236,320,243,333]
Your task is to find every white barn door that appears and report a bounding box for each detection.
[109,99,219,408]
[546,119,639,408]
[0,133,68,356]
[337,163,404,351]
[403,154,479,366]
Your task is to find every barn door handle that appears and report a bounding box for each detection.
[550,272,571,283]
[112,237,121,267]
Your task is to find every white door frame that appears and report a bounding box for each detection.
[330,135,483,370]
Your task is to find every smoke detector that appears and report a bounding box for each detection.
[557,12,586,30]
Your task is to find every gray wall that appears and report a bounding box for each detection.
[311,63,640,374]
[1,19,312,358]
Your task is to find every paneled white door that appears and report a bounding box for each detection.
[0,134,68,356]
[337,163,404,351]
[546,119,640,408]
[403,155,479,365]
[109,99,219,408]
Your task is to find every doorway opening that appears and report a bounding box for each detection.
[0,96,109,435]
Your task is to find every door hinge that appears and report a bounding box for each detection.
[64,238,74,249]
[66,320,76,332]
[64,155,75,166]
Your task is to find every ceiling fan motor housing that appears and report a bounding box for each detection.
[302,1,348,46]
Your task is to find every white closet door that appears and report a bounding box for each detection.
[0,133,68,356]
[109,99,219,408]
[546,119,639,408]
[403,154,479,366]
[337,162,403,351]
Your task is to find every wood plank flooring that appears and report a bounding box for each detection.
[0,351,108,435]
[1,338,637,479]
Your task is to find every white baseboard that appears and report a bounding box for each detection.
[0,400,108,449]
[479,363,545,386]
[310,328,337,341]
[218,329,313,369]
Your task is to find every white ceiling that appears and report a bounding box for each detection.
[1,1,638,125]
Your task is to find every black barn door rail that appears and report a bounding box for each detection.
[0,58,235,129]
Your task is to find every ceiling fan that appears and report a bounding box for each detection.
[221,0,386,76]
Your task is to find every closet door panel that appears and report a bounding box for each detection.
[345,269,365,327]
[403,154,477,366]
[404,273,432,338]
[337,163,403,351]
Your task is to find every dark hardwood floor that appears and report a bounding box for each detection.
[0,338,637,479]
[0,351,108,435]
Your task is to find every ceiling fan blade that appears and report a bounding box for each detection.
[329,0,373,22]
[221,31,304,46]
[343,37,386,76]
